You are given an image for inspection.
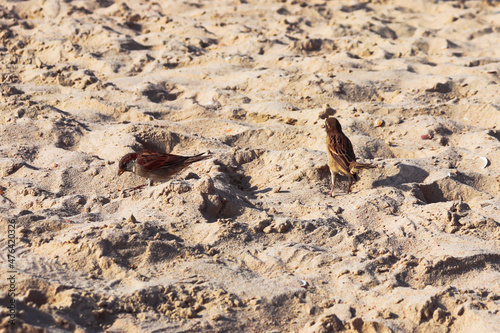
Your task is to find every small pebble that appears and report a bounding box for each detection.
[318,104,336,119]
[127,214,137,223]
[298,279,308,288]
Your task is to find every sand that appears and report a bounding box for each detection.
[0,0,499,332]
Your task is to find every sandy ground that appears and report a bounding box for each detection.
[0,0,499,332]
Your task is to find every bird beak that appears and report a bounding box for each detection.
[118,169,124,176]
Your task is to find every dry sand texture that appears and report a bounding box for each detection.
[1,0,500,332]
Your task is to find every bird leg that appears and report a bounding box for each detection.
[329,173,337,197]
[127,184,146,191]
[347,177,354,194]
[122,178,156,194]
[130,178,152,191]
[124,179,152,192]
[121,183,146,195]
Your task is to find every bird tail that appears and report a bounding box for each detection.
[185,152,211,165]
[349,161,376,174]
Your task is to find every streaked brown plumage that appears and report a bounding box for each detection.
[118,149,210,186]
[325,117,375,195]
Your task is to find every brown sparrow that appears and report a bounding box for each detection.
[325,117,375,195]
[118,149,210,186]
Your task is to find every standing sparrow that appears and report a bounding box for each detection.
[325,117,375,195]
[118,149,210,187]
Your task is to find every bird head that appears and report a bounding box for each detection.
[118,153,138,175]
[325,117,342,133]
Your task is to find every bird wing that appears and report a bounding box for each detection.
[328,133,356,172]
[137,150,188,171]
